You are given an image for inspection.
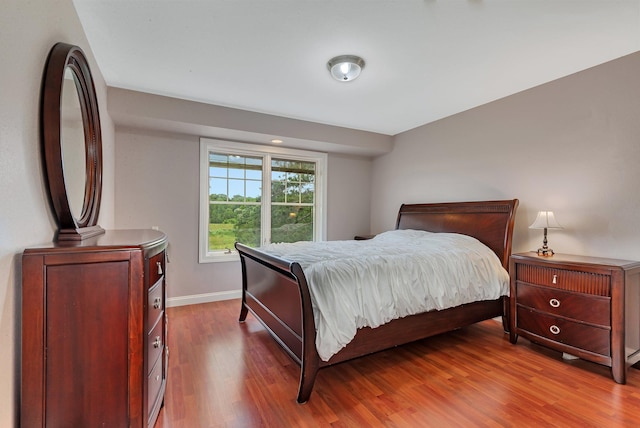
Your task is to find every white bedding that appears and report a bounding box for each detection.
[259,229,510,361]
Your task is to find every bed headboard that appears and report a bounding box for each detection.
[395,199,519,270]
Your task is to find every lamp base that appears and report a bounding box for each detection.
[537,247,555,257]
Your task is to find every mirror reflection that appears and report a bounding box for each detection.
[60,68,86,220]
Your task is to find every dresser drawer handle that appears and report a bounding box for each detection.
[153,297,162,309]
[156,261,163,275]
[153,336,162,348]
[552,274,557,284]
[550,325,560,335]
[549,298,560,308]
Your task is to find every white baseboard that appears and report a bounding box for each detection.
[166,290,242,308]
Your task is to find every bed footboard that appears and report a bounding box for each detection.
[235,242,319,403]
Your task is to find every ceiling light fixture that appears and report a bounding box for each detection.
[327,55,365,82]
[271,139,283,144]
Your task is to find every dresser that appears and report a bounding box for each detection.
[21,229,168,427]
[509,252,640,383]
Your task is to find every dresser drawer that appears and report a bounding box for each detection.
[516,307,610,356]
[147,352,164,419]
[517,283,610,326]
[147,281,164,330]
[516,264,611,296]
[148,251,165,289]
[147,317,164,372]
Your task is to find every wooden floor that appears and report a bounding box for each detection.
[155,300,640,427]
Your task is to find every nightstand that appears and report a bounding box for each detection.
[509,252,640,383]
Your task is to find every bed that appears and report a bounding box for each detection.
[235,199,519,403]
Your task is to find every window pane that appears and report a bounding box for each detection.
[228,155,244,165]
[228,162,245,179]
[209,153,227,163]
[301,182,314,203]
[210,165,226,178]
[245,157,262,180]
[209,152,264,205]
[228,179,245,201]
[271,169,287,181]
[207,151,264,251]
[208,203,261,249]
[209,153,228,178]
[271,181,285,203]
[246,179,261,200]
[271,205,313,243]
[271,159,289,171]
[210,153,263,180]
[210,178,228,200]
[286,184,301,204]
[246,168,261,180]
[300,172,314,183]
[272,159,316,198]
[300,162,315,173]
[270,158,315,242]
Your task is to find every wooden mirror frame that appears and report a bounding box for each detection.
[42,42,104,241]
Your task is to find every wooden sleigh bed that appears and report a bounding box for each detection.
[235,199,519,403]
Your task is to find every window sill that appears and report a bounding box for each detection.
[199,252,240,263]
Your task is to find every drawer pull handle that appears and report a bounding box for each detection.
[153,336,162,348]
[156,261,163,275]
[552,274,557,284]
[153,297,162,309]
[549,298,560,308]
[550,325,560,335]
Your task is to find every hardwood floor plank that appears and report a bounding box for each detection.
[155,300,640,427]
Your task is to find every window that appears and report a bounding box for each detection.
[199,138,327,262]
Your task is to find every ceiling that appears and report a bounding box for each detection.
[73,1,640,136]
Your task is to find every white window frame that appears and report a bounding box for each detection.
[199,138,327,263]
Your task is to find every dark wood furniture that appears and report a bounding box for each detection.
[21,229,168,427]
[235,199,519,402]
[509,252,640,383]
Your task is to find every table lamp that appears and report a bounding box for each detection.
[529,211,562,256]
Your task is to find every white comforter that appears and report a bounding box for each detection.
[259,229,510,361]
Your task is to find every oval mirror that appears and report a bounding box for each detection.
[60,68,86,219]
[42,43,104,241]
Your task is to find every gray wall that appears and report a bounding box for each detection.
[372,51,640,262]
[0,1,116,425]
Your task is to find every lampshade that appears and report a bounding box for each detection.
[529,211,562,230]
[327,55,365,82]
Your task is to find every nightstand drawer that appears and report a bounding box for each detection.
[517,283,610,326]
[516,307,610,356]
[516,264,610,296]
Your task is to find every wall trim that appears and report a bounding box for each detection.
[167,290,241,308]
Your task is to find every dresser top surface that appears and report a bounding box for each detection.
[512,252,640,270]
[24,229,167,254]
